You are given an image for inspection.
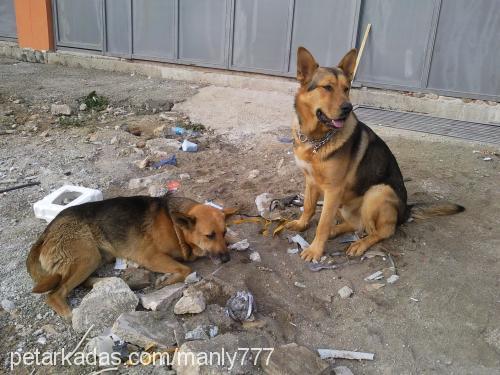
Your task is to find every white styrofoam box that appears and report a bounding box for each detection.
[33,185,103,223]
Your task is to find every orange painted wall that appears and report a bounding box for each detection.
[14,0,54,50]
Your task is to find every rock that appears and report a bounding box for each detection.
[84,334,116,361]
[386,274,400,284]
[261,343,328,375]
[228,239,250,251]
[159,112,178,121]
[184,325,218,341]
[365,283,385,292]
[121,268,153,290]
[110,136,118,145]
[1,299,15,312]
[112,311,182,349]
[79,103,87,111]
[51,104,72,116]
[179,173,191,180]
[173,332,270,375]
[136,140,146,148]
[140,283,186,311]
[338,286,353,299]
[174,290,206,315]
[184,272,201,284]
[72,277,139,334]
[249,251,262,262]
[334,366,355,375]
[146,138,182,153]
[128,171,173,190]
[248,169,260,179]
[36,336,47,345]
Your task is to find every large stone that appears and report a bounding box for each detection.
[173,332,270,375]
[51,104,73,116]
[72,277,138,334]
[112,311,183,349]
[261,343,329,375]
[146,138,182,153]
[174,291,206,315]
[334,366,354,375]
[140,283,186,311]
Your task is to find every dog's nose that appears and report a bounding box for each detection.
[220,253,231,263]
[340,102,353,115]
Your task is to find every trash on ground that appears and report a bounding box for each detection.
[225,290,256,322]
[365,282,385,292]
[361,249,387,260]
[317,348,374,361]
[338,286,353,299]
[184,271,201,284]
[410,297,420,302]
[287,247,299,254]
[309,263,338,272]
[152,154,177,169]
[288,234,310,250]
[387,274,400,284]
[294,281,306,288]
[170,126,200,137]
[255,192,280,220]
[181,139,198,152]
[33,185,103,223]
[364,271,384,281]
[338,232,361,243]
[483,157,492,161]
[249,251,261,262]
[166,180,181,192]
[204,200,223,210]
[184,325,218,341]
[228,239,250,251]
[270,194,303,210]
[277,136,293,143]
[114,258,127,270]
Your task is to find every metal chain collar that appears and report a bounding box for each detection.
[295,128,336,153]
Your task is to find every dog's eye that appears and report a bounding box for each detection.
[206,232,216,240]
[323,85,333,92]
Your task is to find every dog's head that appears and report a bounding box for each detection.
[295,47,358,137]
[171,204,237,263]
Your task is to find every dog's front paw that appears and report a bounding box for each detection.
[300,243,324,262]
[346,240,369,257]
[285,219,309,232]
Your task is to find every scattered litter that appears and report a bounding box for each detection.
[277,136,293,143]
[270,194,303,210]
[294,281,306,288]
[287,247,299,254]
[228,239,250,251]
[288,234,310,250]
[387,274,400,284]
[204,200,223,210]
[256,265,273,272]
[114,258,127,270]
[37,336,47,345]
[185,325,218,341]
[249,251,262,262]
[309,263,338,272]
[170,126,200,137]
[338,286,353,299]
[225,291,256,322]
[181,139,198,152]
[152,154,177,169]
[365,282,385,292]
[184,272,201,284]
[0,181,40,194]
[361,249,387,260]
[364,271,384,281]
[166,180,181,192]
[410,297,420,302]
[483,157,492,161]
[255,192,277,220]
[317,349,374,361]
[33,185,103,223]
[338,232,360,243]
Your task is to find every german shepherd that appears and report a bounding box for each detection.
[27,195,236,319]
[286,47,464,261]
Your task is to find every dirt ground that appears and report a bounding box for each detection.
[1,57,499,375]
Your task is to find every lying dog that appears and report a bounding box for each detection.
[27,195,235,318]
[287,47,464,261]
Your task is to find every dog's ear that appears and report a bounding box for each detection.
[297,47,318,86]
[222,207,238,220]
[171,212,196,230]
[337,48,358,82]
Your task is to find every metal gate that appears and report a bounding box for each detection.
[51,0,499,101]
[0,0,17,40]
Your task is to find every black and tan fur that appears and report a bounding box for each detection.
[27,195,236,319]
[286,47,464,261]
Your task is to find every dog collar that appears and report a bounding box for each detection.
[295,128,336,153]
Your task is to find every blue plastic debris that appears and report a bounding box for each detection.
[152,154,177,169]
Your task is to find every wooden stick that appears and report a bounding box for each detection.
[318,348,375,361]
[353,23,372,80]
[0,181,40,194]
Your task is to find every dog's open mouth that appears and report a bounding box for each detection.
[316,109,344,129]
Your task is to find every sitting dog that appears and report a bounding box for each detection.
[27,194,235,319]
[286,47,464,261]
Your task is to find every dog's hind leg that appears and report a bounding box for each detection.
[46,241,101,320]
[346,185,399,257]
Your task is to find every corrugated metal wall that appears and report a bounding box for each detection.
[0,0,17,40]
[0,0,493,101]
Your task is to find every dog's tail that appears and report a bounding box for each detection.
[26,235,62,293]
[408,202,465,220]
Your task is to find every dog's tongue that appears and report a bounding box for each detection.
[331,119,344,129]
